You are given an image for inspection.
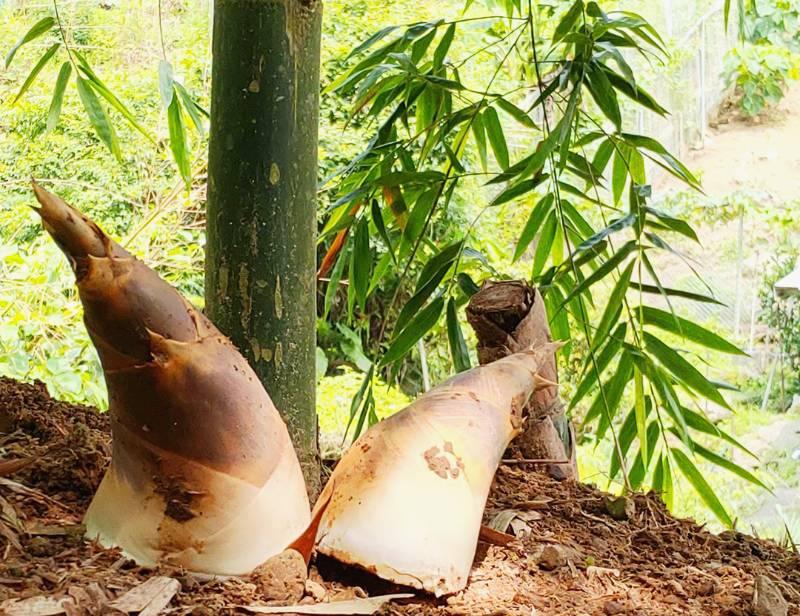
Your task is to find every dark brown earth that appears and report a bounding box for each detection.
[1,376,798,615]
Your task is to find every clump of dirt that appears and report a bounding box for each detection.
[1,377,798,615]
[0,377,110,508]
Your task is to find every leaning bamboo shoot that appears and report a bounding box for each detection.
[313,348,555,596]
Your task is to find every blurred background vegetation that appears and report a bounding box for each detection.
[1,0,799,544]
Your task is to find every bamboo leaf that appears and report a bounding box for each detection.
[403,186,438,243]
[592,259,634,349]
[554,0,584,43]
[75,56,155,144]
[570,322,626,409]
[381,297,444,366]
[5,16,55,68]
[584,350,633,430]
[681,405,755,457]
[167,94,191,186]
[346,26,400,60]
[415,241,462,292]
[630,282,723,305]
[638,306,746,355]
[370,200,395,260]
[604,70,668,116]
[433,23,455,69]
[585,62,621,130]
[576,214,635,252]
[351,217,371,312]
[46,61,72,132]
[483,107,509,170]
[661,453,674,509]
[671,448,733,527]
[446,298,471,373]
[496,98,537,129]
[612,149,627,204]
[158,59,175,108]
[622,133,700,188]
[609,406,638,481]
[677,435,769,491]
[471,111,488,172]
[13,42,59,104]
[514,194,554,262]
[644,332,731,409]
[634,365,648,463]
[490,173,549,207]
[344,366,374,441]
[644,206,699,242]
[561,240,637,306]
[76,76,121,161]
[174,82,207,136]
[457,272,479,297]
[323,237,349,320]
[532,210,557,278]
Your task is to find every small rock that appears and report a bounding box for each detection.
[27,536,57,557]
[603,494,635,520]
[535,544,580,571]
[603,599,627,615]
[753,574,788,616]
[695,579,717,597]
[304,579,327,601]
[249,549,307,604]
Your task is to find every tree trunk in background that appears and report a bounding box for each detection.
[467,281,577,481]
[205,0,322,498]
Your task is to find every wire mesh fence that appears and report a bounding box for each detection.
[636,1,737,160]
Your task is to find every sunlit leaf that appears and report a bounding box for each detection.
[167,94,191,186]
[532,210,557,278]
[483,107,509,170]
[13,42,59,104]
[381,297,444,366]
[5,16,55,68]
[46,61,72,132]
[671,448,733,527]
[514,194,554,262]
[644,332,731,409]
[638,306,746,355]
[446,298,471,373]
[553,0,584,43]
[433,23,455,69]
[75,53,155,144]
[158,59,175,108]
[351,217,371,312]
[174,82,207,136]
[76,76,121,161]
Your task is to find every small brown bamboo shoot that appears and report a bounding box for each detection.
[31,182,310,575]
[312,347,556,596]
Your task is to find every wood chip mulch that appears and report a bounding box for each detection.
[0,377,798,616]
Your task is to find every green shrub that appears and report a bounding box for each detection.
[723,43,800,117]
[748,0,800,51]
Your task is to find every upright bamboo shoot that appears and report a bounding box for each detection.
[31,183,310,575]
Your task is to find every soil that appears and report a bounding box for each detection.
[659,83,800,201]
[1,376,799,615]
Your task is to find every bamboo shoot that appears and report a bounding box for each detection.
[313,347,556,596]
[31,182,310,575]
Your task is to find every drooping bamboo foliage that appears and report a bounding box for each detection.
[313,346,556,596]
[31,182,310,575]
